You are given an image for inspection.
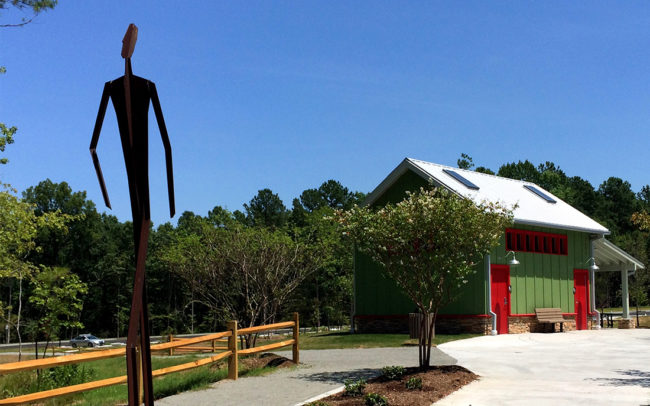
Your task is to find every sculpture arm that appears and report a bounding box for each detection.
[149,81,176,218]
[89,82,112,209]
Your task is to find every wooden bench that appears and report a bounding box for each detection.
[535,308,565,332]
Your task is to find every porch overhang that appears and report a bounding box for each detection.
[593,238,645,273]
[592,237,645,321]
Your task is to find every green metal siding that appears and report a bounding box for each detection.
[491,225,590,314]
[354,250,487,315]
[355,251,414,315]
[354,169,593,317]
[373,170,429,207]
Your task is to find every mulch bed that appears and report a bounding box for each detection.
[239,352,296,370]
[312,365,477,406]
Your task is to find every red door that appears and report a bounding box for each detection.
[491,265,510,334]
[574,269,589,330]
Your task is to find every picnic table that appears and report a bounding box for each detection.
[600,312,617,328]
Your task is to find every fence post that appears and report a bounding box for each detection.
[227,320,238,380]
[168,334,174,356]
[212,338,215,353]
[292,312,299,364]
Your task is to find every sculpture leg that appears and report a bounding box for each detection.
[126,217,152,405]
[140,279,154,405]
[126,341,139,405]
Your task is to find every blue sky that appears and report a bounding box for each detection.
[1,2,649,226]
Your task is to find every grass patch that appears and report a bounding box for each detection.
[297,332,479,350]
[601,307,650,313]
[0,353,286,406]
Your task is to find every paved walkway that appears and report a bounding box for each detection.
[157,347,456,406]
[436,328,650,406]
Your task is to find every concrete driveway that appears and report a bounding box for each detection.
[436,329,650,406]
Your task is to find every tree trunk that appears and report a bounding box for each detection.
[416,311,436,369]
[425,313,436,367]
[17,272,23,361]
[191,289,195,335]
[6,284,11,344]
[316,280,320,332]
[116,284,120,339]
[418,311,429,368]
[42,339,50,359]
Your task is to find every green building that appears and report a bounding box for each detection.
[354,158,644,334]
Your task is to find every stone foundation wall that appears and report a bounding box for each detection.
[436,317,491,335]
[356,314,588,335]
[618,318,636,329]
[508,315,577,334]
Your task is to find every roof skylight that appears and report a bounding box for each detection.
[442,169,479,190]
[524,185,556,204]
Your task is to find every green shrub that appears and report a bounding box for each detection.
[381,365,405,380]
[343,378,366,396]
[364,392,388,406]
[405,376,422,390]
[0,371,34,398]
[40,364,95,389]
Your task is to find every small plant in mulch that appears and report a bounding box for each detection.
[307,402,330,406]
[405,376,422,390]
[364,392,389,406]
[343,378,366,397]
[380,365,405,381]
[315,365,477,406]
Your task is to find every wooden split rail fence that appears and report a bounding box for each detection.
[0,313,299,405]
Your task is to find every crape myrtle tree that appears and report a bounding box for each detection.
[164,214,322,348]
[336,187,513,368]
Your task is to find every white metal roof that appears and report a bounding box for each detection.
[593,238,645,271]
[365,158,610,235]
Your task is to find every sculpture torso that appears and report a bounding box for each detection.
[108,75,152,221]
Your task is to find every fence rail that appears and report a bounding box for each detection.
[0,313,299,405]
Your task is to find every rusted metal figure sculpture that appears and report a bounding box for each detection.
[90,24,175,405]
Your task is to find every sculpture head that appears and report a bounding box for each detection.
[121,24,138,59]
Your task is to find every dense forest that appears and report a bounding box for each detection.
[0,154,648,345]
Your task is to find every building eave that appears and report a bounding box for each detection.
[513,219,610,236]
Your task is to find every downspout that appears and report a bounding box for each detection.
[590,238,601,329]
[485,254,497,335]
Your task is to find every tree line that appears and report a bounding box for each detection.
[0,178,364,350]
[0,154,648,351]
